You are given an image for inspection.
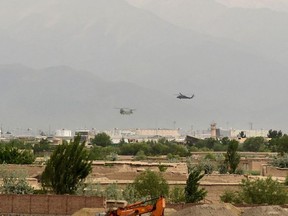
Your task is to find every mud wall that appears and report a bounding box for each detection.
[0,194,104,215]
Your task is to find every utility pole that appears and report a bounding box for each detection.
[249,122,253,130]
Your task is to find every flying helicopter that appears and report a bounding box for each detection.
[176,93,195,99]
[115,107,136,115]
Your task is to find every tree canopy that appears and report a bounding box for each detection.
[133,169,169,199]
[225,140,240,174]
[242,137,266,152]
[267,129,283,139]
[91,132,112,147]
[41,136,92,194]
[185,167,207,203]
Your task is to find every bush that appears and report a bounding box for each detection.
[285,175,288,186]
[220,177,288,205]
[133,169,169,199]
[270,154,288,168]
[246,170,261,176]
[198,159,214,174]
[123,184,139,203]
[134,150,147,161]
[169,186,185,203]
[105,183,123,200]
[0,168,34,194]
[76,178,103,196]
[235,168,244,175]
[89,146,118,160]
[218,163,228,174]
[158,164,168,172]
[241,177,288,205]
[167,153,180,162]
[220,190,243,204]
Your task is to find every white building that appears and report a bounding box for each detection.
[55,129,72,137]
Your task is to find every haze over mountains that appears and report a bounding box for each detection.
[0,0,287,133]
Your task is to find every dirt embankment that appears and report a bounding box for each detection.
[170,204,288,216]
[75,204,288,216]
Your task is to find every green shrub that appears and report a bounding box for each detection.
[285,175,288,186]
[235,168,244,175]
[123,184,139,203]
[218,163,228,174]
[0,169,34,194]
[247,170,261,176]
[167,153,180,162]
[134,150,147,161]
[270,154,288,168]
[133,169,169,199]
[204,153,216,161]
[105,183,123,200]
[197,159,215,174]
[158,164,168,172]
[220,190,243,204]
[169,186,185,203]
[220,177,288,205]
[241,177,288,205]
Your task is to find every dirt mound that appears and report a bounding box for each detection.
[242,206,288,216]
[171,204,241,216]
[72,208,105,216]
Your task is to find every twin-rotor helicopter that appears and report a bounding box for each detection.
[115,92,194,115]
[115,107,136,115]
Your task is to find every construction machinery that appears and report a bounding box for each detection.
[105,196,165,216]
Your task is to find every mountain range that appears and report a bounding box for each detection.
[0,0,287,133]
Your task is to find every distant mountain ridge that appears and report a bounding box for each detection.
[0,0,287,131]
[0,64,209,132]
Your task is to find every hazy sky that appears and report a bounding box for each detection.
[0,0,288,133]
[215,0,288,11]
[126,0,288,12]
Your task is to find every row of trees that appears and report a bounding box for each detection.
[1,128,287,165]
[2,135,288,206]
[0,136,207,204]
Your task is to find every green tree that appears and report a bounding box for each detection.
[242,137,266,152]
[89,146,118,160]
[133,169,169,199]
[185,167,207,203]
[241,177,288,205]
[33,138,53,156]
[224,140,240,174]
[267,129,282,138]
[195,138,220,150]
[91,132,112,147]
[220,177,288,205]
[273,135,288,155]
[0,146,35,164]
[41,136,92,194]
[221,137,230,146]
